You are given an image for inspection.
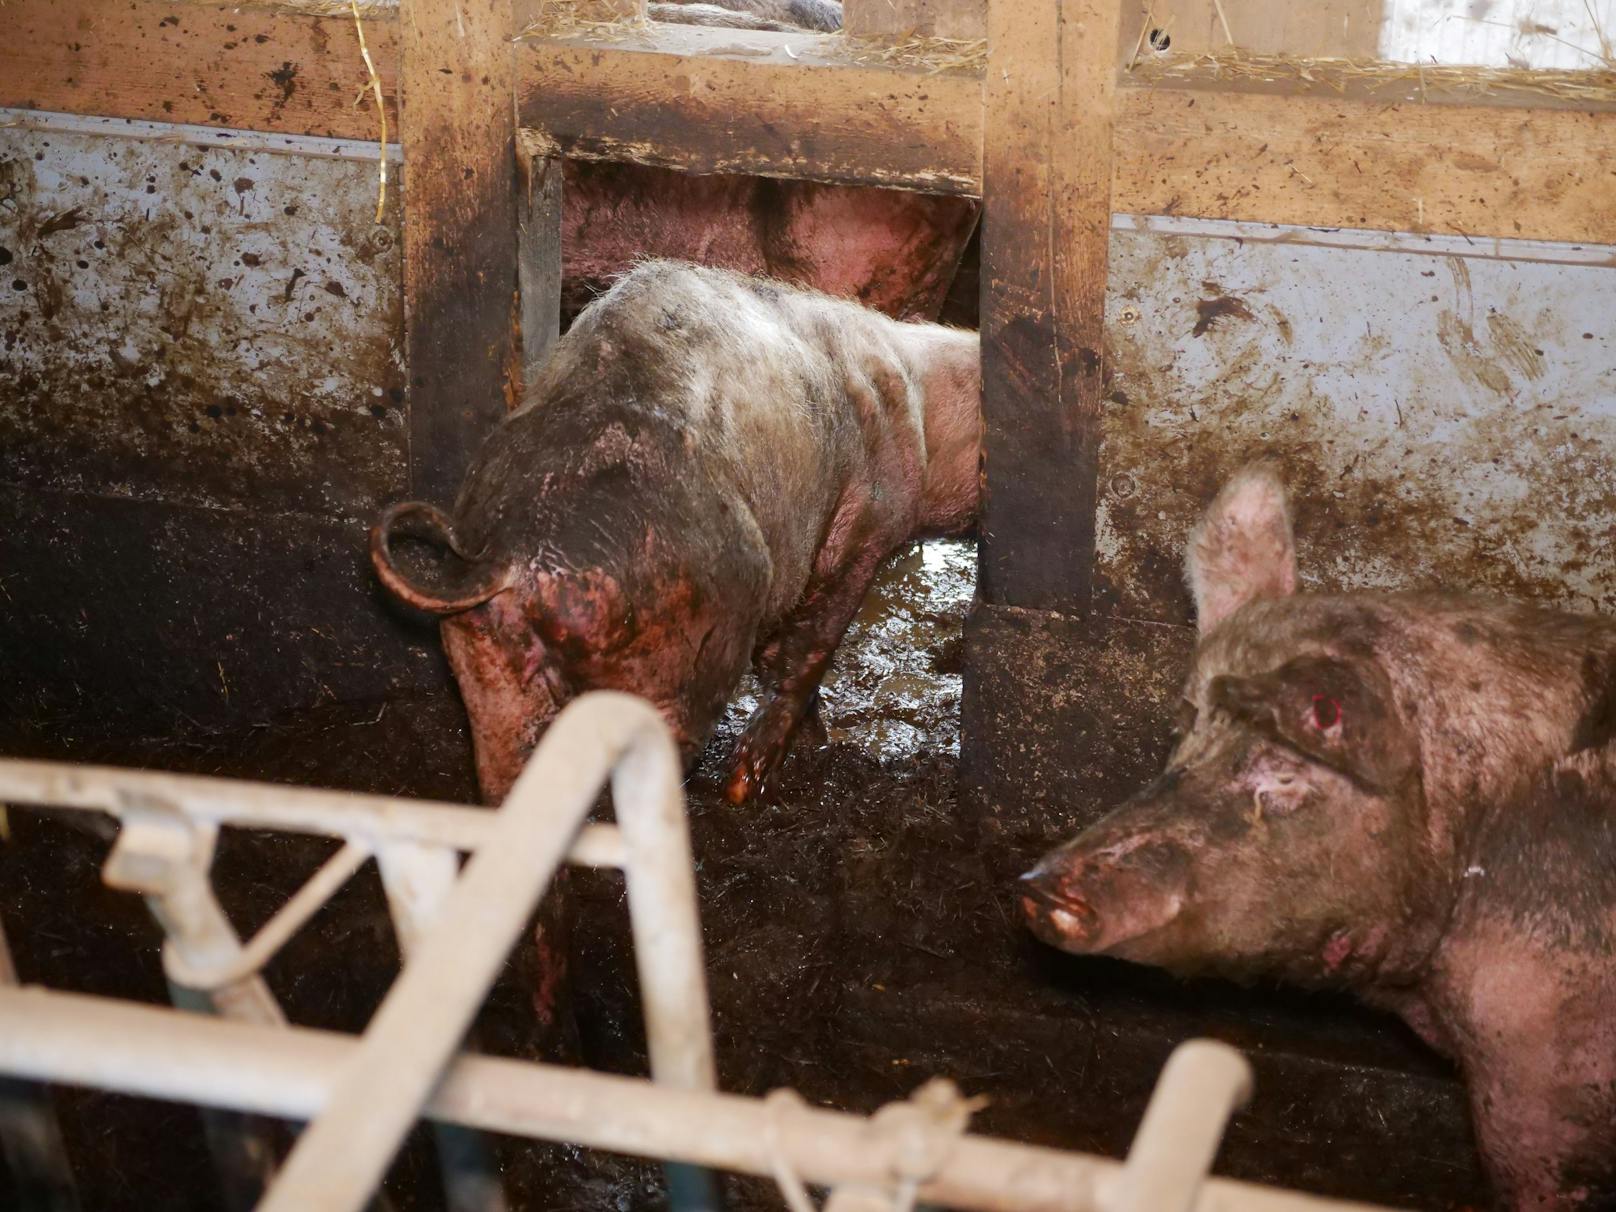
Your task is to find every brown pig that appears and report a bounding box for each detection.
[372,260,980,804]
[1021,465,1616,1209]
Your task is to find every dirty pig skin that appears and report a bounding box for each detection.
[1022,465,1616,1210]
[372,260,980,804]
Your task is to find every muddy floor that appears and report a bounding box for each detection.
[0,540,1488,1211]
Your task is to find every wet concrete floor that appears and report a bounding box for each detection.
[0,540,1489,1210]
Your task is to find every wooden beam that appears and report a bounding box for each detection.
[515,26,984,196]
[4,4,1614,246]
[515,26,1616,244]
[398,0,521,503]
[976,0,1124,610]
[1119,85,1616,243]
[842,0,987,40]
[0,0,398,143]
[516,151,564,380]
[841,0,1389,51]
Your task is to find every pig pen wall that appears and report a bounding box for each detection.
[0,111,449,753]
[965,215,1616,852]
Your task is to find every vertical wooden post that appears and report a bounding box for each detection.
[977,0,1123,611]
[516,149,564,380]
[961,0,1129,843]
[400,0,522,504]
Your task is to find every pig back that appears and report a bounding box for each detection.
[455,263,903,621]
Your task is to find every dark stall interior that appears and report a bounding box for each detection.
[3,0,1614,1208]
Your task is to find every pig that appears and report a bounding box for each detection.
[560,0,975,335]
[652,0,843,31]
[559,163,978,334]
[372,260,980,806]
[1020,465,1616,1210]
[557,0,974,343]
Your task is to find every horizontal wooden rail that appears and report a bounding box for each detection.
[516,25,984,195]
[517,24,1616,243]
[4,1,1614,244]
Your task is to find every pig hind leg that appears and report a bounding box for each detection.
[725,547,887,803]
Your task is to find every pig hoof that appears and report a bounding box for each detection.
[724,769,756,805]
[724,738,783,804]
[724,754,769,804]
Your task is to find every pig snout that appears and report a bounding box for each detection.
[1019,834,1190,958]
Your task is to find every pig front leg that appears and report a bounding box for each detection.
[1464,1055,1616,1211]
[724,545,888,804]
[1440,951,1616,1210]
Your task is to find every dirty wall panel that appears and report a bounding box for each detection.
[1096,220,1616,625]
[0,484,449,745]
[0,117,405,518]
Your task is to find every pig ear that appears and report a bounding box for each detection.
[1185,464,1298,635]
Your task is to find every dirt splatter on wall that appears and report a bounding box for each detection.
[1095,218,1616,625]
[1,119,405,516]
[0,114,441,744]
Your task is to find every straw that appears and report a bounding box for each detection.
[351,0,388,223]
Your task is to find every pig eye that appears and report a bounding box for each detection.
[1173,698,1199,736]
[1310,694,1341,730]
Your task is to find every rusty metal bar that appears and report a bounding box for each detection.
[258,692,715,1212]
[0,987,1402,1212]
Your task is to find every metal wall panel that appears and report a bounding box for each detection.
[1096,217,1616,624]
[0,111,405,518]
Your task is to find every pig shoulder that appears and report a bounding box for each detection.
[1436,745,1616,1207]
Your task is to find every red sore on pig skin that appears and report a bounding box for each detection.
[1023,466,1616,1211]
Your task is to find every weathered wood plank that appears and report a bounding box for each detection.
[399,0,521,502]
[1116,85,1616,242]
[516,151,564,381]
[516,26,984,196]
[0,0,399,142]
[842,0,986,39]
[3,5,1613,245]
[515,26,1616,244]
[977,0,1123,610]
[1120,0,1385,56]
[841,0,1387,51]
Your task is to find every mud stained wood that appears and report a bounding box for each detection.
[1122,0,1385,56]
[1115,87,1616,245]
[842,0,987,39]
[842,0,1384,49]
[517,154,564,378]
[400,0,520,502]
[516,26,983,196]
[0,0,399,142]
[977,0,1123,610]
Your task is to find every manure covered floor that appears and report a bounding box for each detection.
[0,541,1489,1210]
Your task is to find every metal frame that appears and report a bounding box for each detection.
[0,691,1402,1212]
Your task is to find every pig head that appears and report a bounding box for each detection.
[1023,464,1616,986]
[372,489,765,803]
[1022,465,1616,1208]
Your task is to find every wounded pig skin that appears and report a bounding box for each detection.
[560,162,980,328]
[373,260,981,806]
[1022,465,1616,1210]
